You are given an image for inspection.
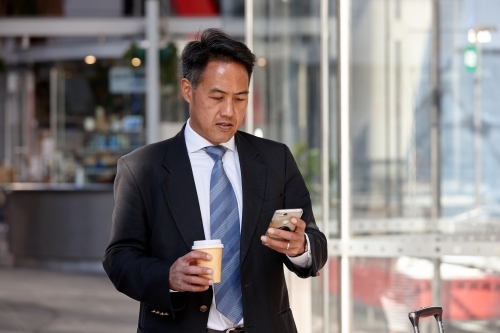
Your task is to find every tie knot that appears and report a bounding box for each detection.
[204,145,227,161]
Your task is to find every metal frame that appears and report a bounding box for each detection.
[0,17,332,38]
[0,17,242,37]
[320,2,330,333]
[329,235,500,258]
[430,0,443,311]
[245,0,254,135]
[337,1,352,333]
[431,0,441,225]
[145,0,160,144]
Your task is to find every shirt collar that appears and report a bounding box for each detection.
[185,118,237,154]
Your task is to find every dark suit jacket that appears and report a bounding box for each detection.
[103,128,327,333]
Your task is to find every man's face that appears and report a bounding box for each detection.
[181,61,249,145]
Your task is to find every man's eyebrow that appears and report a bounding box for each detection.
[209,88,249,95]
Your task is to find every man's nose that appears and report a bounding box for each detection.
[220,99,235,116]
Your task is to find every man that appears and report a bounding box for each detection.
[103,28,327,333]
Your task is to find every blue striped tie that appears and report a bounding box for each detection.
[204,146,243,324]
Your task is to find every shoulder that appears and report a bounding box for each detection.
[117,135,181,182]
[121,139,171,165]
[235,131,288,154]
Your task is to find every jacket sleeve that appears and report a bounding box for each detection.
[102,157,184,317]
[281,145,328,278]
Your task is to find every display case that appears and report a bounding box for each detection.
[81,113,144,183]
[82,130,144,183]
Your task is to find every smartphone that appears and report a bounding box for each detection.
[267,208,303,240]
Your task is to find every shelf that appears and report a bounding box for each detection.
[84,167,117,175]
[84,147,141,154]
[83,130,144,135]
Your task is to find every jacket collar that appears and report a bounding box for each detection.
[162,127,267,263]
[235,132,267,265]
[162,126,205,250]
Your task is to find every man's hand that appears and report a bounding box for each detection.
[169,251,214,292]
[260,217,306,257]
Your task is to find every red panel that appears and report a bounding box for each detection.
[329,260,500,320]
[173,0,218,16]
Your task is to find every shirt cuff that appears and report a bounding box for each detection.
[287,233,312,268]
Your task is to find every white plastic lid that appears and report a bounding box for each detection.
[192,239,224,250]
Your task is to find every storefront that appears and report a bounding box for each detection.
[0,1,242,271]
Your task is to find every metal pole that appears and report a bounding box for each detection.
[320,0,330,332]
[50,67,58,183]
[58,70,65,155]
[146,0,160,144]
[281,3,292,145]
[395,41,402,216]
[4,72,15,167]
[431,0,442,323]
[474,36,482,208]
[245,0,254,135]
[338,1,351,333]
[50,68,57,152]
[384,0,391,218]
[430,0,441,227]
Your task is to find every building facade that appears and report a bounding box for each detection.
[1,1,500,332]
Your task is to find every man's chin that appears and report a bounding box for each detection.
[210,133,235,145]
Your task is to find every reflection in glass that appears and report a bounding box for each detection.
[252,1,324,213]
[252,1,333,333]
[351,257,500,333]
[440,0,500,236]
[350,0,433,235]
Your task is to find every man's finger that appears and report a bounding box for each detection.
[169,251,216,292]
[266,228,292,241]
[260,235,289,250]
[184,274,214,287]
[266,224,304,242]
[260,232,306,256]
[183,250,213,262]
[181,264,214,276]
[290,217,306,232]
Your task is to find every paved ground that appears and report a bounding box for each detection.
[0,267,138,333]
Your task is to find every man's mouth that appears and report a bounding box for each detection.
[216,122,234,130]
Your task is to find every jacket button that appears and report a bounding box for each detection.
[200,305,208,312]
[316,272,321,276]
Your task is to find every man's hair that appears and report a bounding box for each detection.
[181,28,256,88]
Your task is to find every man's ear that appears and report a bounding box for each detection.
[180,78,192,104]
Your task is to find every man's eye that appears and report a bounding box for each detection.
[211,96,223,100]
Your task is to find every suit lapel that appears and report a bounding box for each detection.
[162,128,205,250]
[161,129,267,260]
[236,132,267,264]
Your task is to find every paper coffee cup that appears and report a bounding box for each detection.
[192,240,224,283]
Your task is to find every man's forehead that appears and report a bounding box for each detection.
[209,87,249,95]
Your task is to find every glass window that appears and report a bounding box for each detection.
[440,0,500,228]
[253,0,323,211]
[1,35,186,183]
[350,0,433,234]
[253,2,336,333]
[351,257,435,333]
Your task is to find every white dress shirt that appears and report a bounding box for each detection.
[183,119,312,330]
